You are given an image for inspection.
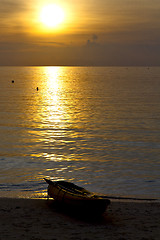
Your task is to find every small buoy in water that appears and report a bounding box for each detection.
[12,80,14,83]
[37,87,39,91]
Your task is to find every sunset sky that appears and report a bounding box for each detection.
[0,0,160,66]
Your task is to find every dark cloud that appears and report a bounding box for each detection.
[86,34,99,47]
[92,34,98,41]
[0,39,160,66]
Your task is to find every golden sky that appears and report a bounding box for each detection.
[0,0,160,65]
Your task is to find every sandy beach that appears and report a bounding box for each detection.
[0,198,159,240]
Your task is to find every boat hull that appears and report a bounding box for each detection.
[45,179,110,215]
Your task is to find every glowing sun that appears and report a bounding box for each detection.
[40,4,64,28]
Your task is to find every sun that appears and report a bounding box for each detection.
[40,4,65,28]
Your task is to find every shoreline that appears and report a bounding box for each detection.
[0,197,160,240]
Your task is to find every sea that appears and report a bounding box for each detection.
[0,66,160,199]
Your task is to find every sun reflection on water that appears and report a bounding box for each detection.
[42,67,63,124]
[45,66,60,95]
[35,67,68,162]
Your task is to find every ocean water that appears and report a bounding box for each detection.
[0,66,160,199]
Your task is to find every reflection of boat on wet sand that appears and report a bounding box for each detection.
[44,178,110,215]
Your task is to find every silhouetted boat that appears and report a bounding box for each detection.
[44,178,110,215]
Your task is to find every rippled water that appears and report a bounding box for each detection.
[0,66,160,199]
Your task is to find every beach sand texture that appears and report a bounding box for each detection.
[0,198,159,240]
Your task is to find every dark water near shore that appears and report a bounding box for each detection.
[0,66,160,199]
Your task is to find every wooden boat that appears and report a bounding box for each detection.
[44,178,110,215]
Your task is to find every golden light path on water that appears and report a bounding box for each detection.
[39,67,67,160]
[28,67,78,197]
[32,67,66,155]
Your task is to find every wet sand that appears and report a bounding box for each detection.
[0,197,159,240]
